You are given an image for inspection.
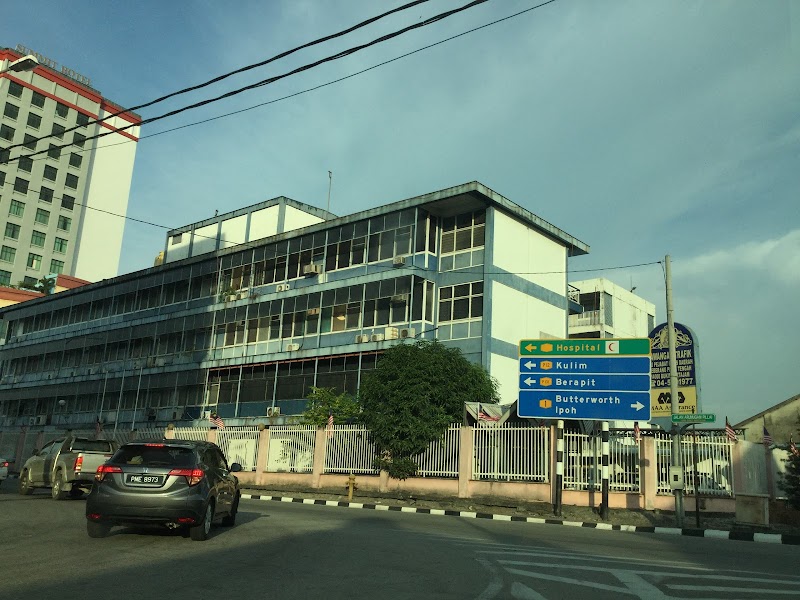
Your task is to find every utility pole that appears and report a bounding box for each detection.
[666,255,684,527]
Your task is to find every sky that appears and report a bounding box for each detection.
[3,0,798,426]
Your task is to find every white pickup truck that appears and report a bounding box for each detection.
[19,435,117,500]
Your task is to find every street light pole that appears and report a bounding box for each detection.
[0,54,40,76]
[666,255,685,527]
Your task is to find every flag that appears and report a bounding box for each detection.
[95,417,103,438]
[725,418,738,443]
[326,412,334,438]
[633,421,641,443]
[762,426,773,448]
[209,412,225,429]
[790,436,799,457]
[478,409,500,422]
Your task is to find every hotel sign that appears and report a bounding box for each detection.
[15,44,92,87]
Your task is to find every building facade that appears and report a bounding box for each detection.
[0,182,588,430]
[568,278,656,339]
[1,46,140,286]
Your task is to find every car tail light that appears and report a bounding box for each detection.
[144,443,165,447]
[168,468,204,486]
[87,513,103,521]
[95,464,122,481]
[0,461,8,468]
[74,455,84,473]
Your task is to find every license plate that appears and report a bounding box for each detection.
[126,474,164,486]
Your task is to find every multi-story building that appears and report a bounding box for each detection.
[0,45,140,286]
[0,182,588,430]
[568,278,655,339]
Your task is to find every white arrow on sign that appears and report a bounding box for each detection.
[524,360,536,370]
[524,377,536,386]
[631,401,645,411]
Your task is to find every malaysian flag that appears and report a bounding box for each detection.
[94,417,103,439]
[326,412,334,438]
[209,412,225,429]
[762,426,773,448]
[790,436,799,457]
[478,408,500,422]
[725,417,738,443]
[633,421,641,443]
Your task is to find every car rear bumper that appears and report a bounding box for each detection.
[86,486,207,525]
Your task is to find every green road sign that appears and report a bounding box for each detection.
[519,338,650,356]
[671,413,716,423]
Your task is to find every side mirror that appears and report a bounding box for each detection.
[230,462,243,473]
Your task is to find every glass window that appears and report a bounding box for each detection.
[9,199,25,217]
[61,195,74,210]
[3,102,19,120]
[4,223,20,240]
[31,91,46,108]
[30,231,46,248]
[65,173,78,189]
[35,208,50,225]
[43,165,57,181]
[68,153,82,168]
[47,144,60,160]
[57,216,71,232]
[55,102,69,118]
[76,112,89,127]
[51,123,65,139]
[50,259,65,274]
[27,253,42,270]
[18,156,32,172]
[0,170,4,186]
[23,133,36,150]
[0,270,10,286]
[0,246,16,263]
[0,124,14,141]
[73,132,86,148]
[39,187,54,203]
[27,112,41,129]
[438,281,484,324]
[53,237,68,253]
[13,178,28,195]
[8,81,23,98]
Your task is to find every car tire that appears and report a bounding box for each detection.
[190,500,214,541]
[18,470,33,495]
[87,520,111,538]
[221,493,239,527]
[52,471,68,501]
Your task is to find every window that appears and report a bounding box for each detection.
[73,132,85,148]
[39,187,54,203]
[53,237,68,253]
[31,231,46,248]
[35,208,50,225]
[26,112,41,129]
[51,123,65,139]
[438,281,484,322]
[55,102,69,118]
[0,124,14,141]
[61,195,75,210]
[18,156,33,172]
[65,173,79,189]
[76,112,89,127]
[47,144,60,160]
[0,270,10,286]
[31,91,46,108]
[27,253,42,270]
[8,81,23,98]
[4,223,20,240]
[13,178,28,195]
[43,165,57,181]
[57,216,72,232]
[9,199,25,217]
[23,275,37,287]
[50,259,64,274]
[0,246,16,263]
[23,133,36,150]
[172,233,182,245]
[68,153,82,168]
[3,103,19,120]
[0,171,4,186]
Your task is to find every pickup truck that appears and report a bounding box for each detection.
[19,436,117,500]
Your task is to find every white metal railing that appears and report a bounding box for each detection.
[216,426,260,471]
[267,425,316,473]
[568,310,601,327]
[324,425,378,474]
[414,424,460,478]
[563,431,640,492]
[172,427,210,442]
[656,433,733,496]
[473,425,549,482]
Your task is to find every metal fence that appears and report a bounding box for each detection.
[172,427,211,442]
[414,424,460,478]
[324,425,378,474]
[655,432,734,496]
[472,424,550,482]
[563,431,640,492]
[217,426,261,471]
[267,425,316,473]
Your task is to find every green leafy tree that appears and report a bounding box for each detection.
[300,387,360,427]
[783,447,800,510]
[359,340,498,479]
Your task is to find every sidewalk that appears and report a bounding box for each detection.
[240,485,800,544]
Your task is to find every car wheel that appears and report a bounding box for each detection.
[18,470,33,495]
[52,471,68,501]
[221,494,240,527]
[87,520,111,538]
[190,500,214,541]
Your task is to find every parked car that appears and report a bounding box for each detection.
[85,439,242,541]
[19,436,117,499]
[0,457,9,483]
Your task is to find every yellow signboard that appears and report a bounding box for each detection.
[650,387,698,416]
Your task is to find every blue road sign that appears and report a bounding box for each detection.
[518,390,651,420]
[519,374,650,392]
[519,357,651,374]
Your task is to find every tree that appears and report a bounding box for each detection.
[359,340,498,479]
[300,387,360,427]
[782,442,800,510]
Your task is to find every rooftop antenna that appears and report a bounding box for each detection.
[326,170,333,216]
[629,275,636,293]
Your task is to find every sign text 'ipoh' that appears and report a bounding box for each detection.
[15,44,92,87]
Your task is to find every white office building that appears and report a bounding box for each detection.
[568,278,656,339]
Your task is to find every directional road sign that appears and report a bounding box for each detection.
[671,413,716,424]
[518,339,651,421]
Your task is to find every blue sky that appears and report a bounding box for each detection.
[4,1,798,426]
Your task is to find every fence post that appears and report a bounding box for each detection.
[600,421,609,520]
[311,427,326,489]
[207,427,218,445]
[641,433,657,510]
[254,425,270,486]
[458,425,472,499]
[164,424,175,440]
[554,420,564,516]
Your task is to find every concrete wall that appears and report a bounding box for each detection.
[284,205,324,231]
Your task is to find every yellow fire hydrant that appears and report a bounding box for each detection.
[346,472,358,501]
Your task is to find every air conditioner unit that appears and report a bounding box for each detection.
[390,294,408,304]
[286,343,300,352]
[27,416,36,426]
[307,308,320,316]
[384,327,399,340]
[276,283,291,292]
[303,264,322,276]
[392,256,406,267]
[371,333,385,342]
[146,357,156,368]
[267,406,281,417]
[399,328,416,339]
[355,334,370,343]
[201,410,212,419]
[35,415,46,425]
[155,357,165,367]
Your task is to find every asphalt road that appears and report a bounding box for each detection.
[2,479,799,600]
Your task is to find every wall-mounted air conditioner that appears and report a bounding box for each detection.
[392,256,406,267]
[267,406,281,417]
[390,294,408,304]
[371,334,385,342]
[307,308,320,316]
[27,416,36,426]
[201,410,212,419]
[35,415,46,425]
[355,334,370,343]
[384,327,399,340]
[399,328,416,339]
[276,283,291,292]
[286,343,300,352]
[303,264,322,276]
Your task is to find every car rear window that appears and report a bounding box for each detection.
[71,440,115,453]
[111,445,196,468]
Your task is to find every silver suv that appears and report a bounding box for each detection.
[85,440,242,541]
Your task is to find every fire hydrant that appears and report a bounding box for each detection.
[346,472,358,501]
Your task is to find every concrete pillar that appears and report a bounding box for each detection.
[641,434,657,510]
[311,427,326,489]
[207,428,218,445]
[254,426,270,486]
[164,424,176,439]
[458,425,473,499]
